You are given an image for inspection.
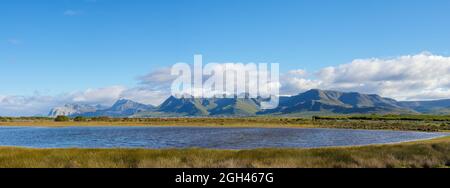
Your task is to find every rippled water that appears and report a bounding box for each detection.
[0,126,446,149]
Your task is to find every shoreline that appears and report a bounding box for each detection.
[0,121,448,133]
[1,115,449,133]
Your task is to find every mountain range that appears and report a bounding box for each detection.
[48,99,154,117]
[398,99,450,114]
[48,89,450,117]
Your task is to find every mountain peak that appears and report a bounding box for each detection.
[113,98,137,106]
[109,99,153,112]
[263,89,409,114]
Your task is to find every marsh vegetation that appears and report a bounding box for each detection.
[0,115,449,132]
[0,136,448,168]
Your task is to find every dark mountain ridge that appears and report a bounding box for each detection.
[49,89,450,117]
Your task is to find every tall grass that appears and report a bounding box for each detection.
[0,137,449,168]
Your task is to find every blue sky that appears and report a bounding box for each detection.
[1,0,450,115]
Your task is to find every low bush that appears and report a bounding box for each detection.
[54,115,70,122]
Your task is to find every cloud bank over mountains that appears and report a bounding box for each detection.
[281,52,450,100]
[0,86,168,116]
[1,52,449,116]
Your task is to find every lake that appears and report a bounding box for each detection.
[0,126,447,149]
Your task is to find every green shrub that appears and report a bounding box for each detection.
[0,117,7,122]
[91,116,111,121]
[54,115,70,122]
[73,116,87,122]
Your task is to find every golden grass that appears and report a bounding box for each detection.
[0,116,450,132]
[0,136,448,168]
[0,117,447,132]
[0,118,316,128]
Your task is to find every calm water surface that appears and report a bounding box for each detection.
[0,126,447,149]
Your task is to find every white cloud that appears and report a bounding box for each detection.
[63,10,82,16]
[66,85,169,107]
[0,94,60,116]
[0,86,169,116]
[280,69,321,94]
[282,52,450,100]
[138,68,176,87]
[68,86,126,105]
[7,38,21,45]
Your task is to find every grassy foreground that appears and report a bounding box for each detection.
[0,136,449,168]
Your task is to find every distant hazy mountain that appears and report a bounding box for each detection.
[259,89,411,115]
[398,99,450,114]
[49,99,154,117]
[48,89,450,117]
[48,104,106,117]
